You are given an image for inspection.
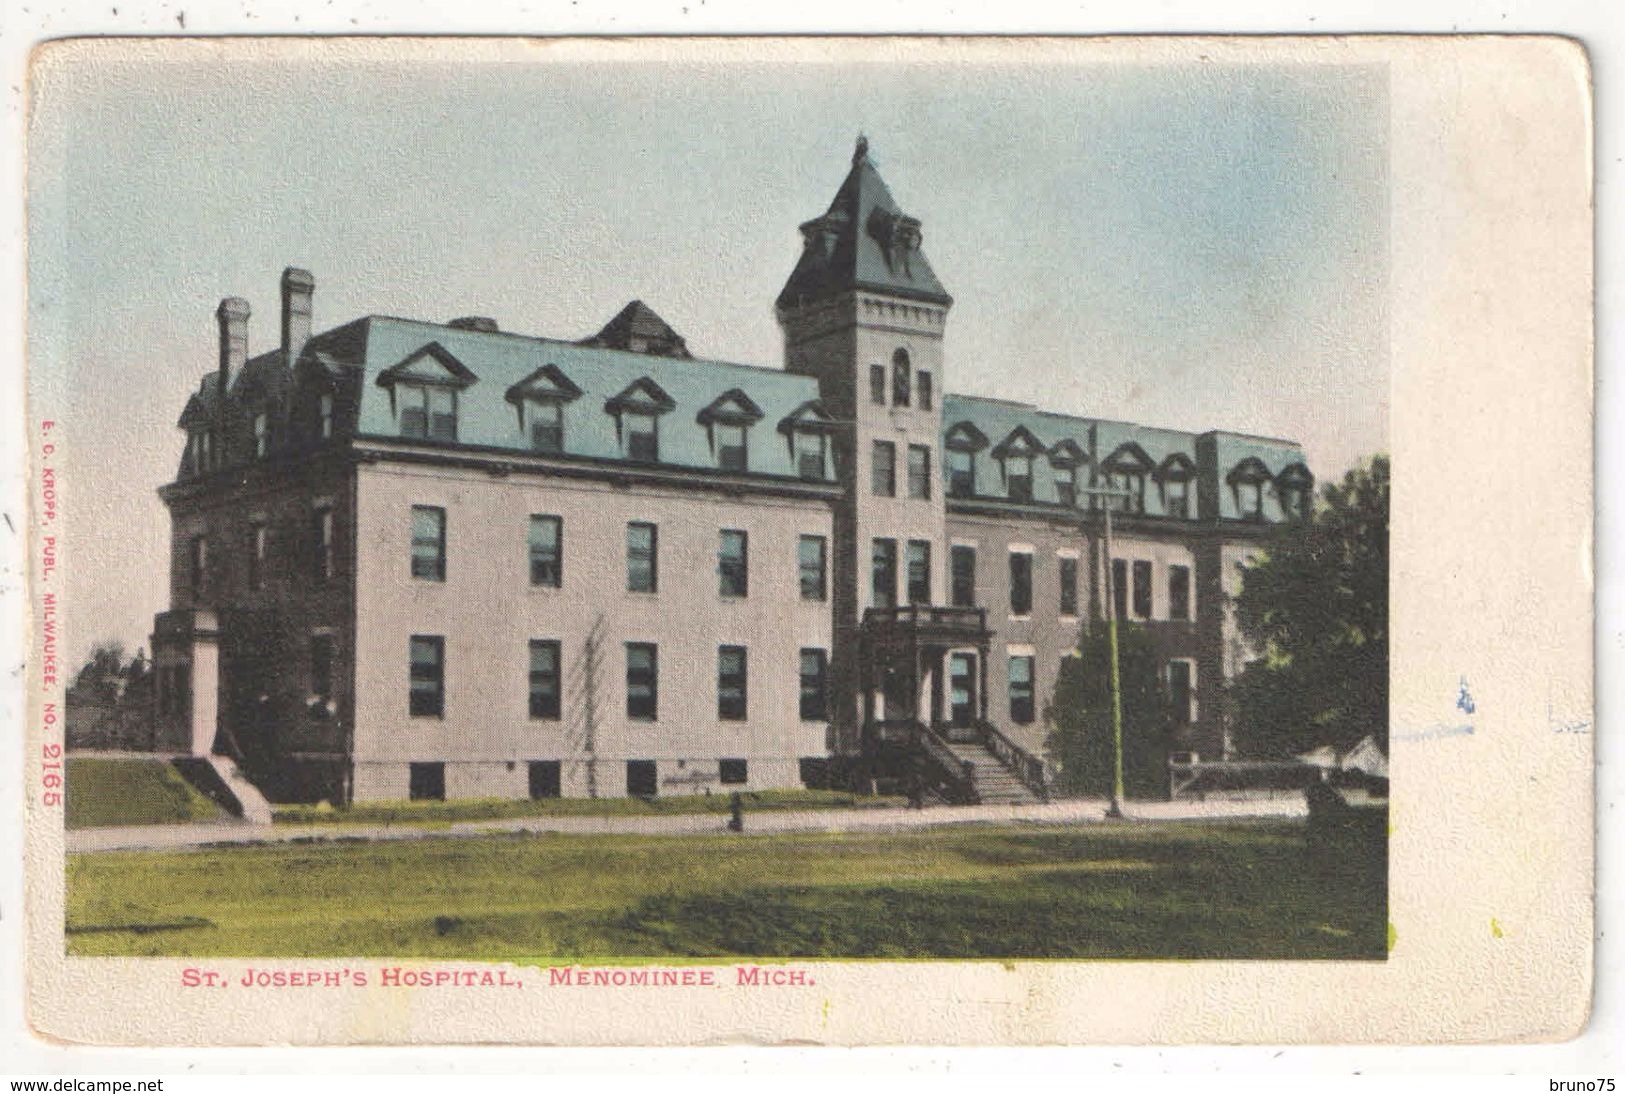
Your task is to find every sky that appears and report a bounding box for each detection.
[27,40,1388,666]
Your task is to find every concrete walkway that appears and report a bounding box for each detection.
[65,795,1306,855]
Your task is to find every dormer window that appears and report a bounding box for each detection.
[716,423,747,471]
[1006,454,1033,502]
[1053,463,1075,506]
[892,349,912,408]
[253,412,269,458]
[1227,457,1275,521]
[319,394,333,440]
[778,399,838,483]
[1156,452,1198,519]
[626,412,658,461]
[795,430,828,480]
[530,401,564,454]
[606,377,677,465]
[944,421,990,499]
[1048,440,1087,508]
[186,430,214,475]
[1275,462,1314,521]
[505,363,583,456]
[696,388,763,472]
[991,426,1044,504]
[1101,443,1154,514]
[400,383,457,441]
[376,341,478,444]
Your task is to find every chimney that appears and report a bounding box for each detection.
[281,267,315,370]
[216,296,250,436]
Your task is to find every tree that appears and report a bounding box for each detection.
[1231,454,1389,758]
[1044,619,1174,799]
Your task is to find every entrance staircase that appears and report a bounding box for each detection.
[944,740,1044,805]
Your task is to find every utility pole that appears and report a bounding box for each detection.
[1078,486,1132,820]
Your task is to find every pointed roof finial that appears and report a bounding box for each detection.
[853,134,869,165]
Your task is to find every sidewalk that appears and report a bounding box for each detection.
[65,795,1306,855]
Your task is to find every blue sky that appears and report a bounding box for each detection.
[28,42,1388,662]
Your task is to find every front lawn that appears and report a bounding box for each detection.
[66,820,1386,960]
[65,757,224,830]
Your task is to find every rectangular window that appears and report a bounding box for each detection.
[1169,660,1196,724]
[719,758,748,785]
[871,440,896,497]
[627,522,657,593]
[869,364,887,405]
[871,538,898,610]
[528,515,562,588]
[189,535,207,597]
[1165,479,1190,519]
[528,760,561,800]
[1055,464,1076,507]
[907,444,932,500]
[410,506,446,581]
[626,642,658,721]
[1169,565,1191,621]
[401,384,455,440]
[949,653,975,725]
[950,545,977,607]
[799,649,829,721]
[626,412,659,461]
[906,540,932,605]
[253,411,269,457]
[1133,560,1153,619]
[1059,555,1079,616]
[799,535,827,601]
[715,422,748,471]
[310,635,334,704]
[795,431,827,480]
[313,509,334,582]
[1112,558,1128,620]
[1237,481,1263,518]
[626,759,658,797]
[1006,455,1033,502]
[1009,550,1033,616]
[718,530,749,597]
[429,387,456,441]
[948,449,974,497]
[319,393,333,440]
[248,524,266,591]
[917,370,934,411]
[528,639,561,720]
[717,645,747,721]
[1008,655,1035,724]
[530,401,564,453]
[409,635,444,717]
[409,762,445,801]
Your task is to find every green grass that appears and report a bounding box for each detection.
[66,820,1386,960]
[273,788,906,826]
[65,758,223,831]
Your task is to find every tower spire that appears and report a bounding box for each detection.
[853,134,869,165]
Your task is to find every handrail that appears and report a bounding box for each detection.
[976,720,1050,802]
[913,722,979,805]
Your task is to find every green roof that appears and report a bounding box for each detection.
[347,316,830,480]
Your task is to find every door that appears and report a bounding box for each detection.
[949,653,977,725]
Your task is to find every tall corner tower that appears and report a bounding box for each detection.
[776,137,955,755]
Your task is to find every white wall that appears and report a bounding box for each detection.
[351,460,834,800]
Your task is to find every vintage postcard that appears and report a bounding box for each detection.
[20,35,1592,1045]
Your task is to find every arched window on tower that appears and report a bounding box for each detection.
[892,349,912,408]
